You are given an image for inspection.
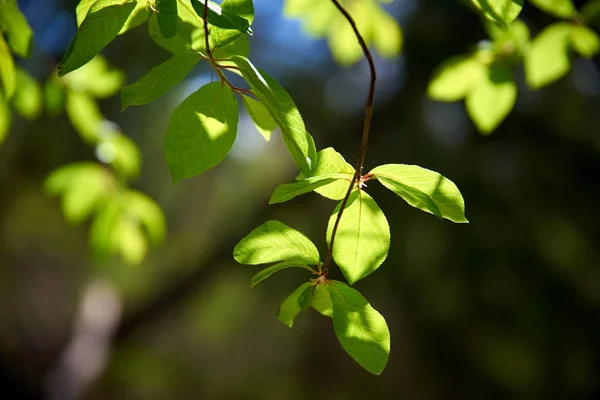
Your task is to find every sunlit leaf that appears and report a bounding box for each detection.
[250,260,313,287]
[471,0,524,26]
[90,199,121,258]
[0,91,10,145]
[486,19,530,57]
[269,173,350,204]
[11,68,42,119]
[78,0,149,34]
[298,147,355,200]
[156,0,178,38]
[234,220,321,265]
[528,0,576,18]
[465,62,516,134]
[0,0,33,57]
[165,82,238,181]
[121,52,199,109]
[122,190,166,245]
[570,25,600,58]
[148,0,209,54]
[369,164,468,223]
[232,55,318,175]
[59,0,137,76]
[209,0,255,50]
[96,133,141,179]
[241,95,276,141]
[326,281,390,375]
[190,0,253,35]
[44,78,65,116]
[326,191,390,284]
[278,282,313,327]
[117,217,148,265]
[428,54,486,102]
[311,284,333,317]
[524,22,572,89]
[61,56,125,99]
[65,91,104,143]
[0,34,15,99]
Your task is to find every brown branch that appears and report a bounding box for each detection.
[322,0,377,275]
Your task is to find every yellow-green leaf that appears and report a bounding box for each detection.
[570,25,600,58]
[525,22,572,89]
[428,54,486,102]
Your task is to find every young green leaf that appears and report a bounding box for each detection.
[311,284,333,317]
[278,282,313,327]
[297,147,355,200]
[465,62,516,134]
[190,0,253,35]
[11,68,42,120]
[570,25,600,58]
[326,191,390,285]
[65,91,104,144]
[0,35,16,99]
[96,133,141,179]
[232,55,318,175]
[528,0,576,19]
[471,0,524,26]
[165,82,238,181]
[117,217,148,265]
[234,220,321,265]
[250,260,313,287]
[156,0,178,38]
[208,0,255,50]
[77,0,148,34]
[241,95,276,141]
[122,190,166,245]
[147,2,207,54]
[59,0,137,76]
[269,173,350,204]
[0,0,33,58]
[61,56,125,99]
[428,54,486,102]
[121,52,199,109]
[369,164,468,223]
[525,22,572,89]
[326,281,390,375]
[0,92,10,145]
[44,78,65,117]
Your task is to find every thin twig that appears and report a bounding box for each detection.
[322,0,377,275]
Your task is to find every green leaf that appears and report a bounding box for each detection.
[45,163,112,224]
[486,19,530,57]
[269,173,350,204]
[370,164,468,223]
[0,91,10,145]
[299,147,355,200]
[234,220,321,265]
[232,55,318,176]
[0,34,15,99]
[77,0,149,34]
[165,82,238,181]
[44,78,65,116]
[156,0,178,38]
[428,54,486,102]
[211,29,250,58]
[190,0,253,35]
[250,260,313,287]
[525,22,572,89]
[311,284,333,317]
[96,133,141,179]
[570,25,600,58]
[121,52,199,109]
[241,95,276,141]
[117,217,148,265]
[0,0,33,58]
[90,199,121,258]
[465,62,517,134]
[471,0,524,26]
[147,1,207,54]
[122,190,166,245]
[326,281,390,375]
[11,68,42,119]
[61,56,125,99]
[326,191,390,285]
[65,91,104,143]
[278,282,313,328]
[59,0,137,76]
[582,0,600,30]
[528,0,576,18]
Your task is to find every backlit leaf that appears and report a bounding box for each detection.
[471,0,524,26]
[311,284,333,317]
[278,282,313,327]
[370,164,468,223]
[190,0,253,35]
[465,62,517,134]
[156,0,178,38]
[0,34,15,99]
[122,190,166,245]
[65,91,104,143]
[269,173,350,204]
[232,55,317,175]
[299,147,355,200]
[121,52,199,109]
[241,95,276,141]
[61,56,125,99]
[326,281,390,375]
[0,0,33,57]
[528,0,576,18]
[428,54,486,102]
[524,22,572,89]
[326,191,390,284]
[11,68,42,119]
[570,25,600,58]
[59,0,137,76]
[250,260,313,287]
[234,220,321,265]
[0,91,10,145]
[165,82,238,181]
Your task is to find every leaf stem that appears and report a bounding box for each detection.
[322,0,377,275]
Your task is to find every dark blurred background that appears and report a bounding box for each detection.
[2,0,600,398]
